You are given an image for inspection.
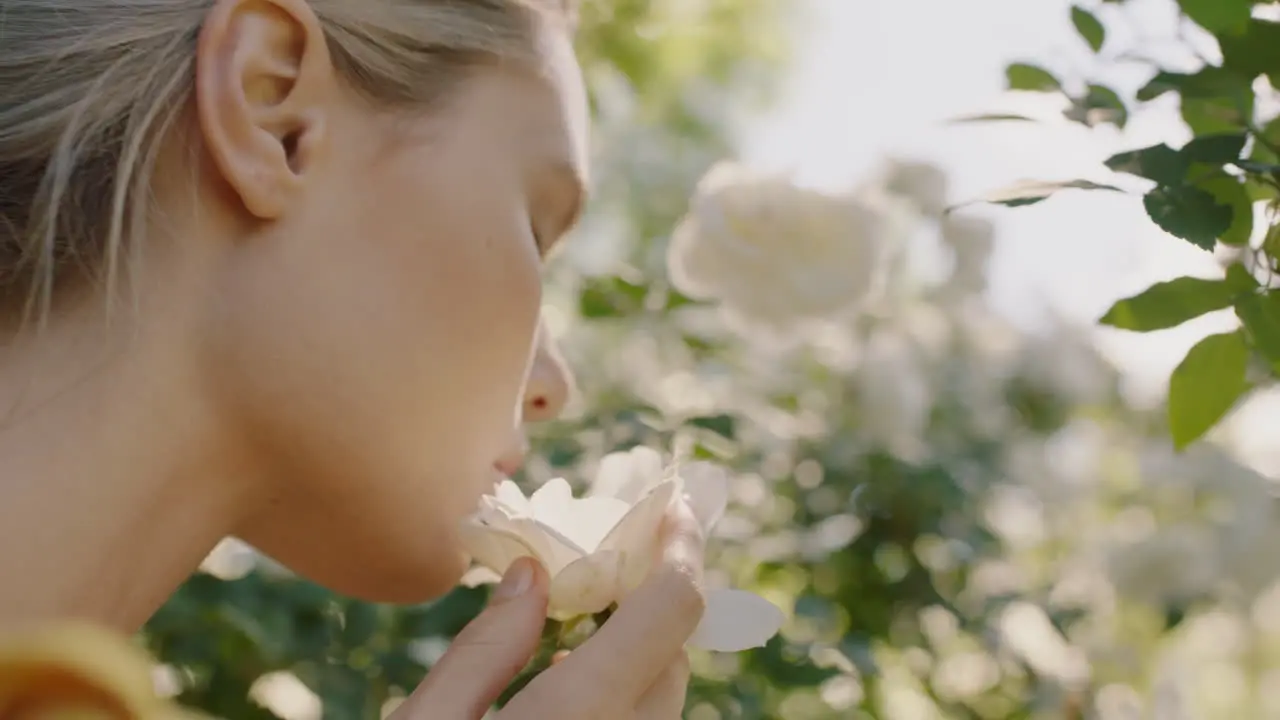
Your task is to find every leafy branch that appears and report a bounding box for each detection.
[967,0,1280,448]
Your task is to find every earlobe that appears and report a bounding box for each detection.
[195,0,334,221]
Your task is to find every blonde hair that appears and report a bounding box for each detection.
[0,0,565,324]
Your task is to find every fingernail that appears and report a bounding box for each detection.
[493,558,535,602]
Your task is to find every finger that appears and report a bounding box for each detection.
[400,557,548,720]
[634,652,691,719]
[551,500,706,702]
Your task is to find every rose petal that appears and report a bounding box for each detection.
[457,519,543,579]
[494,480,532,514]
[591,447,665,503]
[469,494,587,575]
[678,462,729,534]
[529,477,575,516]
[473,507,588,576]
[459,566,503,587]
[598,480,677,593]
[530,477,631,554]
[667,216,723,299]
[506,518,590,575]
[475,496,517,526]
[548,551,624,620]
[687,589,784,652]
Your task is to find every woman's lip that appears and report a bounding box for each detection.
[493,459,521,477]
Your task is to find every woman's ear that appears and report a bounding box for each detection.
[195,0,335,220]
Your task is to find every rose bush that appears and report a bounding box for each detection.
[878,158,949,219]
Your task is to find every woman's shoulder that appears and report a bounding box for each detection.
[0,621,209,719]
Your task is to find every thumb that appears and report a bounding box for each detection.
[398,557,549,720]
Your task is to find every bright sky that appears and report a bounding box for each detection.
[741,0,1280,470]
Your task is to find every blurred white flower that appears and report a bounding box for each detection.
[929,305,1020,437]
[1137,443,1280,596]
[199,537,258,580]
[853,329,932,458]
[1107,526,1219,606]
[998,601,1091,687]
[1018,325,1113,406]
[249,672,322,720]
[984,483,1047,549]
[897,303,952,360]
[880,158,950,218]
[459,447,784,652]
[667,161,900,330]
[1094,684,1144,720]
[939,214,995,298]
[1151,658,1195,720]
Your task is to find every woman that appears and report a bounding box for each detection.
[0,0,706,717]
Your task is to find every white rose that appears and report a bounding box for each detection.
[1106,526,1219,605]
[939,214,995,298]
[459,447,785,652]
[1018,325,1113,405]
[996,602,1090,686]
[667,161,893,330]
[853,330,932,458]
[880,159,949,218]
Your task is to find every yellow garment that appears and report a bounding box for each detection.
[0,623,205,720]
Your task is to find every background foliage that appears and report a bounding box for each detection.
[971,0,1280,451]
[143,1,1280,718]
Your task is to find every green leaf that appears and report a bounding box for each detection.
[1136,72,1181,102]
[1168,330,1250,449]
[1251,115,1280,163]
[1182,133,1248,164]
[1183,95,1252,135]
[948,112,1040,124]
[1136,68,1254,134]
[1195,172,1253,246]
[1220,20,1280,81]
[578,276,648,318]
[957,178,1123,210]
[1099,275,1242,331]
[687,413,737,440]
[1165,605,1190,632]
[1104,143,1188,184]
[1071,6,1107,51]
[1005,63,1062,92]
[1070,84,1127,128]
[662,288,705,312]
[1137,67,1246,101]
[1235,159,1280,177]
[342,602,380,647]
[1249,142,1280,197]
[1224,261,1260,291]
[1235,291,1280,367]
[1143,185,1232,250]
[1245,177,1280,203]
[1177,0,1251,34]
[1266,225,1280,262]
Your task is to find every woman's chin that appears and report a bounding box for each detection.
[247,526,471,605]
[307,551,468,605]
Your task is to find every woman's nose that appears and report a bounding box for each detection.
[522,323,573,423]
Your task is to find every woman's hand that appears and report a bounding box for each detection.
[393,503,706,719]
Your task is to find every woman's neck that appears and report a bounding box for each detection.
[0,307,255,632]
